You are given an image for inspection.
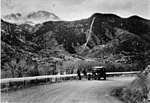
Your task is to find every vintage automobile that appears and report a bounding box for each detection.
[88,66,106,80]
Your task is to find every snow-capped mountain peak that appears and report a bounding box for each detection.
[2,10,61,25]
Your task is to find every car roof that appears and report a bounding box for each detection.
[93,66,105,69]
[93,66,105,70]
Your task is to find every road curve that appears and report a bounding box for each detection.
[1,77,136,103]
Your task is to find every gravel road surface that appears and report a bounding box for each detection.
[1,77,136,103]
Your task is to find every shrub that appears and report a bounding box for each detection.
[112,73,150,103]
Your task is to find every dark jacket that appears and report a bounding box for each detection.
[77,69,81,76]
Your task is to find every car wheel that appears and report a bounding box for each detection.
[104,76,106,80]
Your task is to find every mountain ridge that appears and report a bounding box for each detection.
[1,12,150,78]
[2,10,61,25]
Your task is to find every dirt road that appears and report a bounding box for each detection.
[1,77,136,103]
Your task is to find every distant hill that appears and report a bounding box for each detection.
[2,10,61,25]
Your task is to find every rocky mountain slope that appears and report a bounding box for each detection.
[1,12,150,78]
[2,10,61,25]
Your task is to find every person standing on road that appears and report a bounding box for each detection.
[83,68,87,79]
[77,68,81,80]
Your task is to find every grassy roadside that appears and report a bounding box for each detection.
[111,73,150,103]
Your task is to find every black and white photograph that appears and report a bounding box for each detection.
[1,0,150,103]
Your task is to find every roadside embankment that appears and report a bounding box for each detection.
[111,65,150,103]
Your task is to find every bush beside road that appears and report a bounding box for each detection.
[111,65,150,103]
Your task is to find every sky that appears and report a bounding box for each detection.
[1,0,150,20]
